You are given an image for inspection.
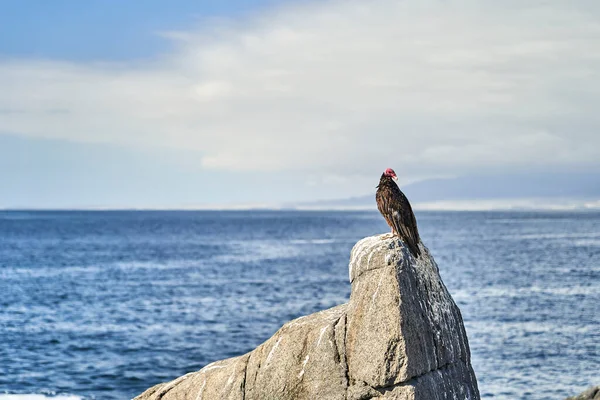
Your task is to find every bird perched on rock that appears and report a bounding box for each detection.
[376,168,421,257]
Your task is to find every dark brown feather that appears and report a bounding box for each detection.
[376,174,421,257]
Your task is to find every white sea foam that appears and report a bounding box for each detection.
[574,239,600,247]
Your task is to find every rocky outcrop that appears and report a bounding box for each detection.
[135,234,480,400]
[566,386,600,400]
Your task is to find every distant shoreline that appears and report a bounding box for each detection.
[1,206,600,212]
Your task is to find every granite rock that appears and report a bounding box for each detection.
[135,234,480,400]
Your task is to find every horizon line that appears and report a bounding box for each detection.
[2,206,600,212]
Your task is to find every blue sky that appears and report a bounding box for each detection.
[1,0,599,208]
[0,0,285,60]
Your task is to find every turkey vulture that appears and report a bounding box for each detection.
[376,168,421,257]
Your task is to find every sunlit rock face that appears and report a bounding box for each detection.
[135,235,480,400]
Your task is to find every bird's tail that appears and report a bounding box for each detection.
[407,241,421,258]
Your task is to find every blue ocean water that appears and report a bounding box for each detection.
[0,210,598,400]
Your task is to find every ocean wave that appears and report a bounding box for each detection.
[574,239,600,246]
[453,284,600,299]
[512,232,600,240]
[290,239,338,244]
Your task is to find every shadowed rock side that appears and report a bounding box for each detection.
[135,235,480,400]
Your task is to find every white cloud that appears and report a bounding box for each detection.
[1,0,600,186]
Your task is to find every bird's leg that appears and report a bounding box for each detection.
[381,231,395,240]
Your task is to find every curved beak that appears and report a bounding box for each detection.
[392,175,398,181]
